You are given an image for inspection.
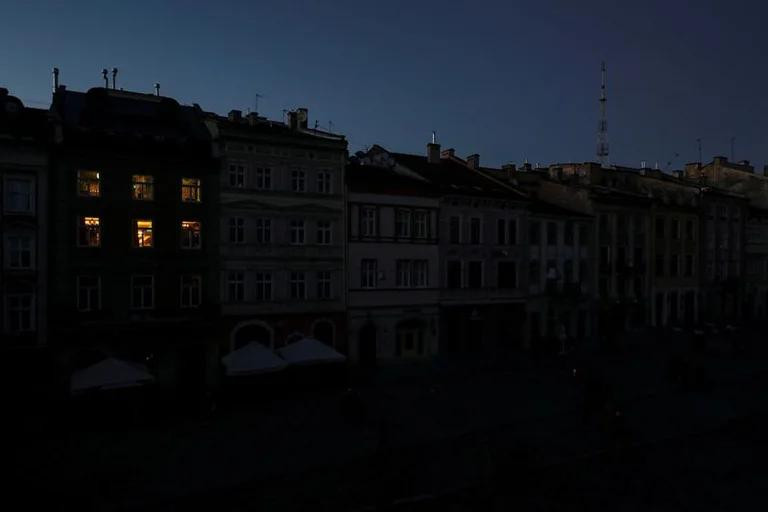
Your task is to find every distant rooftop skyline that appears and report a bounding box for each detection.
[2,0,766,169]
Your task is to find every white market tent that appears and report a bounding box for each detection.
[276,337,347,366]
[70,357,155,394]
[222,341,287,376]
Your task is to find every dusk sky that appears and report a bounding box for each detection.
[2,0,766,169]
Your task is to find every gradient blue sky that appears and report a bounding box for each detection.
[2,0,766,169]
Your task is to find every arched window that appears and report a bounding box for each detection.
[231,321,274,350]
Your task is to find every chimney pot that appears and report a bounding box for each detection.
[427,142,441,164]
[52,67,60,93]
[228,110,242,122]
[466,154,480,170]
[441,148,455,159]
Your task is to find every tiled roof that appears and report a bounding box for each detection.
[347,163,439,196]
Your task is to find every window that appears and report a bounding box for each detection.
[228,164,245,188]
[361,259,377,289]
[529,220,541,245]
[672,218,680,240]
[396,260,412,288]
[181,178,201,202]
[599,246,611,270]
[498,261,517,288]
[317,271,332,299]
[6,294,33,332]
[655,254,665,277]
[77,170,100,197]
[5,177,33,212]
[396,210,412,238]
[227,271,244,302]
[468,261,483,288]
[634,215,644,235]
[413,260,428,287]
[7,235,32,268]
[133,219,154,248]
[290,220,305,245]
[564,260,575,283]
[316,220,332,245]
[255,168,272,190]
[289,271,306,299]
[449,216,461,244]
[634,247,644,268]
[131,275,154,309]
[361,207,377,237]
[470,218,481,244]
[686,220,695,240]
[76,276,100,311]
[579,223,589,246]
[529,260,541,289]
[291,170,306,192]
[131,175,154,200]
[181,221,201,249]
[685,255,695,277]
[508,218,518,245]
[447,261,462,289]
[565,221,575,246]
[249,218,269,244]
[414,211,428,238]
[547,222,558,245]
[77,217,101,247]
[229,217,245,244]
[497,219,507,245]
[317,171,332,194]
[255,272,272,301]
[655,216,665,238]
[180,275,202,308]
[670,254,680,277]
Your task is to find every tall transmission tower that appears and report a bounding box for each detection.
[596,61,610,167]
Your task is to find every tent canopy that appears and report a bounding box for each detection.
[70,357,154,394]
[277,337,346,366]
[222,341,287,376]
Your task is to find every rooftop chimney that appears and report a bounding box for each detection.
[427,141,441,164]
[441,148,455,159]
[228,110,242,122]
[154,83,160,96]
[52,67,59,93]
[713,155,727,165]
[246,112,259,126]
[111,67,118,90]
[296,108,308,129]
[466,154,480,170]
[501,163,516,178]
[287,111,298,130]
[102,69,109,88]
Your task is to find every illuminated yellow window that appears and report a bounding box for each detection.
[134,219,153,248]
[181,220,201,249]
[78,170,100,197]
[181,178,201,203]
[78,216,101,247]
[132,175,154,200]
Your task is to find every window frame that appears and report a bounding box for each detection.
[133,219,154,248]
[77,170,100,198]
[361,259,377,289]
[181,177,202,203]
[130,274,155,310]
[180,274,202,308]
[4,176,35,212]
[6,234,34,269]
[290,219,306,245]
[5,293,35,333]
[76,275,101,312]
[131,174,154,201]
[77,216,101,248]
[180,220,202,249]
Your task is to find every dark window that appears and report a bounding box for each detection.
[449,216,461,244]
[529,260,541,287]
[655,253,665,277]
[497,219,507,245]
[564,260,574,283]
[670,255,680,277]
[672,218,680,239]
[529,220,541,245]
[564,221,574,246]
[655,216,665,238]
[468,261,483,288]
[685,255,694,277]
[497,261,517,288]
[255,272,272,300]
[634,247,644,269]
[447,261,462,289]
[686,220,696,240]
[579,223,589,246]
[508,219,517,245]
[470,218,481,244]
[547,222,557,245]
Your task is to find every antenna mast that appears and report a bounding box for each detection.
[596,61,609,167]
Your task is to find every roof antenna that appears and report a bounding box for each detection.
[154,83,160,96]
[102,69,109,88]
[329,120,334,133]
[596,61,610,167]
[696,138,702,164]
[111,67,118,90]
[431,131,437,144]
[254,93,263,114]
[52,67,60,93]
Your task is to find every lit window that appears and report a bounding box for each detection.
[290,220,305,245]
[5,294,34,332]
[4,177,33,212]
[77,276,101,312]
[228,164,245,188]
[291,170,306,192]
[255,272,272,300]
[227,271,244,302]
[132,175,154,200]
[131,275,154,309]
[181,221,201,249]
[6,235,33,268]
[229,217,245,243]
[134,219,154,248]
[317,271,331,299]
[181,178,201,202]
[289,271,306,299]
[316,221,332,245]
[317,171,332,194]
[180,275,202,308]
[77,217,101,247]
[77,170,100,197]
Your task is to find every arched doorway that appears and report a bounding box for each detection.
[358,323,377,367]
[231,321,274,350]
[312,320,335,346]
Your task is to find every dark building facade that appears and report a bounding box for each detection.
[48,86,220,399]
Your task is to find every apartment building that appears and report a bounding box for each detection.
[207,108,347,356]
